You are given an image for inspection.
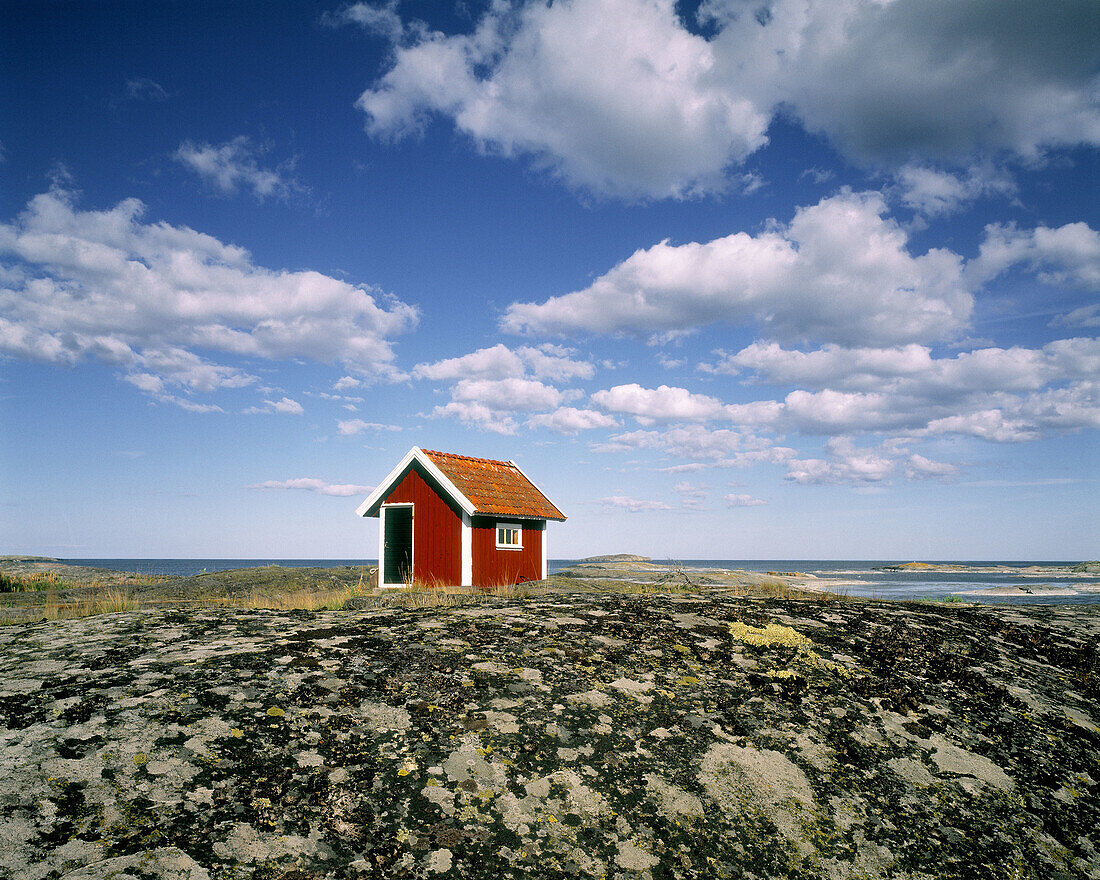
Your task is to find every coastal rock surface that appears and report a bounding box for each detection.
[2,594,1098,879]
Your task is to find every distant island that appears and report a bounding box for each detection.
[577,553,651,563]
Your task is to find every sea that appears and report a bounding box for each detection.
[61,558,1100,605]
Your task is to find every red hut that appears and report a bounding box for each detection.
[356,447,566,587]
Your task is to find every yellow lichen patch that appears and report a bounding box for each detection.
[132,752,147,766]
[675,676,701,687]
[230,728,243,738]
[728,621,810,648]
[266,706,285,717]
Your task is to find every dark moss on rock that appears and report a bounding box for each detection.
[1,595,1098,879]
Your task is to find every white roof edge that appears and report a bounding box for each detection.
[355,446,477,518]
[508,459,567,521]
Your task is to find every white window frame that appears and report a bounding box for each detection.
[495,522,523,551]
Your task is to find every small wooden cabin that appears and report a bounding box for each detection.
[356,447,566,587]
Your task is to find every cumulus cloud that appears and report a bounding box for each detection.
[785,438,958,486]
[593,424,796,468]
[588,334,1100,462]
[502,191,971,346]
[595,495,673,512]
[427,401,519,435]
[450,377,564,412]
[786,438,896,485]
[894,163,1015,217]
[175,137,305,201]
[413,343,593,382]
[527,407,618,434]
[414,343,592,433]
[592,384,727,423]
[724,493,766,507]
[337,418,402,435]
[674,481,709,509]
[324,0,404,40]
[348,0,1100,199]
[125,77,168,102]
[244,397,304,415]
[245,477,374,497]
[970,221,1100,289]
[351,0,768,199]
[720,338,1100,397]
[0,189,418,401]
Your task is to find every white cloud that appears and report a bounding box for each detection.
[785,438,899,486]
[1057,303,1100,329]
[414,343,594,433]
[413,343,525,381]
[720,0,1100,164]
[725,338,1100,395]
[0,189,418,398]
[502,191,971,346]
[527,407,617,434]
[245,397,304,415]
[413,342,593,382]
[519,344,596,382]
[595,495,673,512]
[674,481,709,509]
[174,137,305,201]
[353,0,768,199]
[245,477,375,497]
[349,0,1099,199]
[714,342,934,389]
[450,377,564,412]
[592,383,727,423]
[785,438,960,486]
[334,375,362,391]
[905,454,959,481]
[337,418,402,435]
[971,221,1100,289]
[894,163,1015,217]
[325,1,404,40]
[428,400,518,435]
[125,77,168,102]
[724,493,766,507]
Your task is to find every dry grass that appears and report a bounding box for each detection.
[245,582,365,612]
[0,588,142,624]
[0,571,63,592]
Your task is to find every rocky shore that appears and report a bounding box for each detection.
[2,592,1099,879]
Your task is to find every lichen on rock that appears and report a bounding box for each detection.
[0,594,1097,878]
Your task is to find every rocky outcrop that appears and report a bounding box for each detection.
[1,594,1098,879]
[576,555,652,564]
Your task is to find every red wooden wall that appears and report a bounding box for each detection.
[383,466,461,586]
[472,518,543,585]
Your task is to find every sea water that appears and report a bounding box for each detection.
[62,558,1099,604]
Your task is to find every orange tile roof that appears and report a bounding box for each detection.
[422,449,566,521]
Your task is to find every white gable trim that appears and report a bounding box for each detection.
[356,447,476,518]
[507,459,567,521]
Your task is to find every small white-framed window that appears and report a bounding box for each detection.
[496,522,523,550]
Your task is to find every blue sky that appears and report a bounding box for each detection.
[1,0,1097,560]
